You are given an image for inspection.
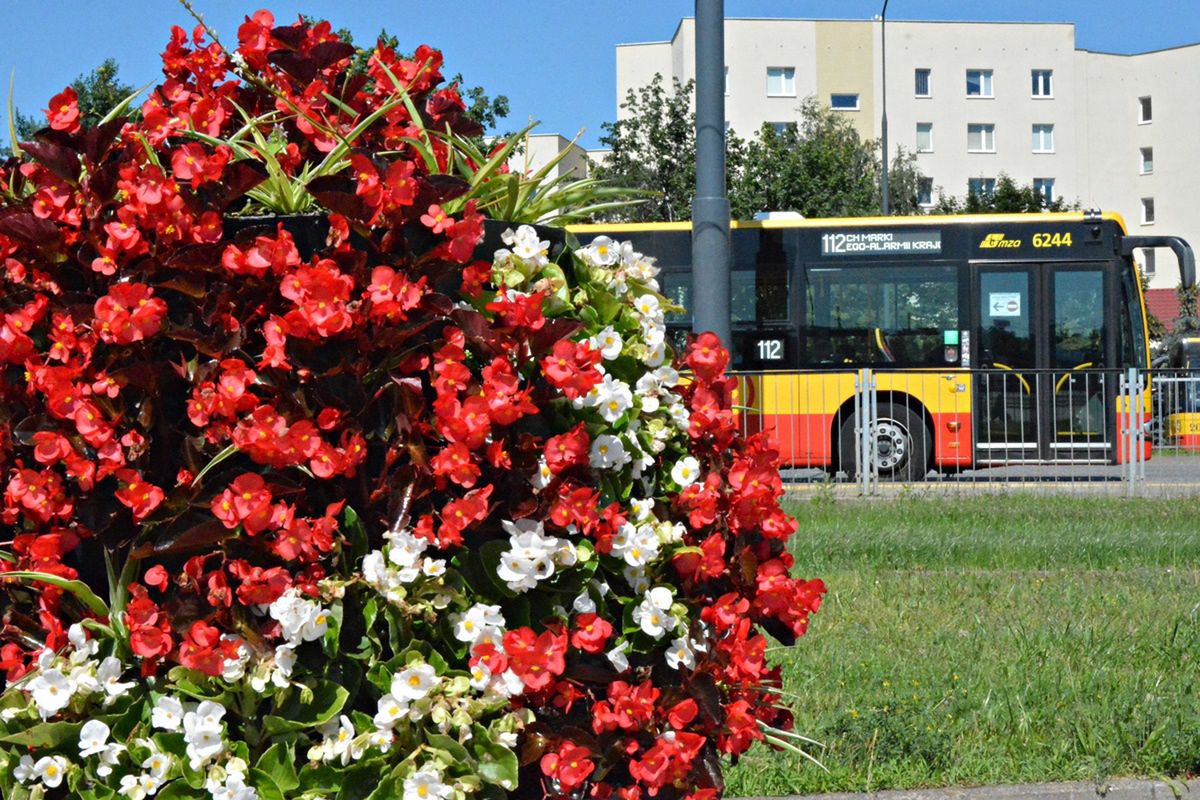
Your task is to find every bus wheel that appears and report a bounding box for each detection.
[838,402,932,482]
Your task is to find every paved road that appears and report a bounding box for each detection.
[781,455,1200,497]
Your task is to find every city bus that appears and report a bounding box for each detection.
[568,212,1195,480]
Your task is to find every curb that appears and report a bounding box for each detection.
[738,779,1191,800]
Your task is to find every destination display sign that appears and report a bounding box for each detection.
[821,230,942,257]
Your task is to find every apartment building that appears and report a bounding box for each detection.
[616,17,1200,289]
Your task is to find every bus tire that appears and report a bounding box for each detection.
[838,402,932,483]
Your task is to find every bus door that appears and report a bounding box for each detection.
[972,263,1112,462]
[974,266,1039,460]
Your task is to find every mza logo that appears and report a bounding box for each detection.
[979,233,1021,249]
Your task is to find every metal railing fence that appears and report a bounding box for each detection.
[731,366,1200,496]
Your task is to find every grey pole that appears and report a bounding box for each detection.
[879,0,890,215]
[692,0,732,348]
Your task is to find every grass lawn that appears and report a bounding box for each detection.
[724,494,1200,796]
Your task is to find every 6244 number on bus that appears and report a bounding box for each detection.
[1032,232,1073,248]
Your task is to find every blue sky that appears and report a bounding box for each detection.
[2,1,1198,149]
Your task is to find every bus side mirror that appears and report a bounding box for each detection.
[1120,235,1196,287]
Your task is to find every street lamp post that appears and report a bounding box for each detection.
[880,0,891,215]
[692,0,732,347]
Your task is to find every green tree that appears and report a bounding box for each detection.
[592,74,699,222]
[1174,279,1200,334]
[12,59,135,141]
[885,146,926,216]
[1140,267,1167,341]
[932,172,1076,214]
[730,98,881,219]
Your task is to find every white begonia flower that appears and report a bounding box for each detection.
[643,341,667,367]
[69,661,101,696]
[421,557,446,577]
[96,742,126,777]
[595,376,634,423]
[28,667,74,718]
[591,326,624,360]
[392,663,439,701]
[468,662,493,691]
[641,322,667,348]
[589,434,631,470]
[508,226,550,265]
[142,749,172,780]
[68,623,98,662]
[373,693,411,729]
[34,754,70,788]
[79,719,111,757]
[496,520,574,593]
[634,587,678,639]
[606,640,631,673]
[210,772,259,800]
[321,714,364,765]
[404,766,455,800]
[666,636,698,670]
[580,235,619,267]
[573,591,597,614]
[269,589,331,645]
[634,294,662,320]
[183,700,227,769]
[671,456,701,487]
[118,773,147,800]
[97,656,135,702]
[623,525,661,567]
[272,644,297,688]
[623,565,651,595]
[453,603,506,645]
[630,497,655,522]
[370,728,395,752]
[531,457,553,491]
[221,637,250,682]
[14,754,35,784]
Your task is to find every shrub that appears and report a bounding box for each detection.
[0,10,824,800]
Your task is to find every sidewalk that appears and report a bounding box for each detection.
[741,779,1191,800]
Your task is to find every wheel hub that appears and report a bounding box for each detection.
[873,419,910,470]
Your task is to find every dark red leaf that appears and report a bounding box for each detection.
[530,318,585,358]
[267,51,318,83]
[131,519,235,559]
[207,162,267,211]
[308,41,356,71]
[82,117,126,164]
[686,673,726,725]
[21,142,81,184]
[0,211,62,248]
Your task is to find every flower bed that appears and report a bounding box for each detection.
[0,10,824,800]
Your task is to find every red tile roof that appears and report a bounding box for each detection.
[1145,288,1180,331]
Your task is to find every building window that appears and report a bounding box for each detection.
[1031,70,1053,97]
[916,122,933,153]
[1033,178,1055,204]
[917,177,934,207]
[967,123,996,153]
[766,67,796,97]
[1142,197,1155,224]
[1032,124,1055,153]
[768,121,794,135]
[968,177,996,199]
[1140,147,1154,174]
[966,69,993,97]
[1142,249,1157,277]
[1139,96,1152,123]
[915,68,931,97]
[830,93,860,110]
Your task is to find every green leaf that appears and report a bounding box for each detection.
[0,719,82,748]
[190,443,240,488]
[249,768,286,800]
[472,724,519,787]
[255,741,300,791]
[1,571,108,617]
[96,79,153,126]
[425,731,470,763]
[7,69,22,157]
[263,680,349,735]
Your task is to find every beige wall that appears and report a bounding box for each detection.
[614,17,1200,289]
[815,21,875,141]
[506,134,589,181]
